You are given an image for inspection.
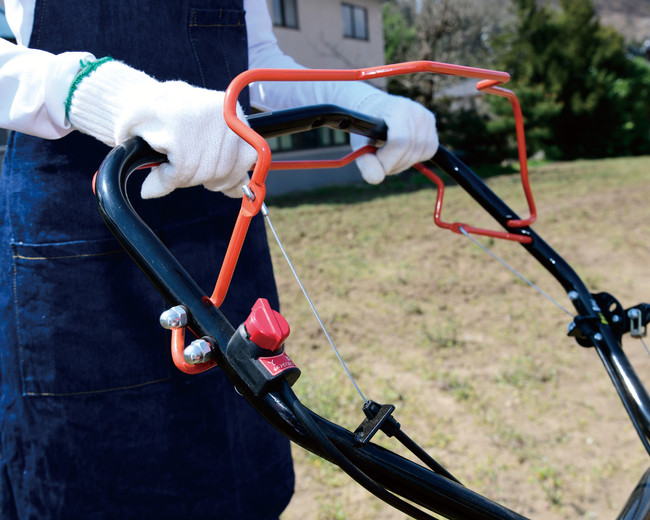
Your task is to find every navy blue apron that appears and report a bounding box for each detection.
[0,2,294,519]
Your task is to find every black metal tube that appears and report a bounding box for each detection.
[429,147,650,456]
[287,392,438,520]
[246,104,388,140]
[94,115,650,519]
[252,387,529,520]
[616,467,650,520]
[95,135,530,519]
[94,141,238,353]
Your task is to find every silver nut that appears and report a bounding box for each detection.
[184,339,213,365]
[159,306,188,329]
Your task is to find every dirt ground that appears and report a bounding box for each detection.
[265,155,650,519]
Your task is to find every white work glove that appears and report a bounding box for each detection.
[66,58,256,198]
[350,92,439,184]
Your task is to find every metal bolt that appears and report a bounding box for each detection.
[593,333,603,342]
[568,291,579,301]
[612,315,621,323]
[242,184,256,202]
[183,339,213,365]
[629,308,641,320]
[159,306,187,329]
[628,308,646,338]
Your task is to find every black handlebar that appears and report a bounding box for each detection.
[247,104,388,141]
[95,105,650,520]
[95,107,531,520]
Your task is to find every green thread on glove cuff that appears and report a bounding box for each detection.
[64,56,114,120]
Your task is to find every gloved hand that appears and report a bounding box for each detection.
[66,58,256,198]
[350,92,439,184]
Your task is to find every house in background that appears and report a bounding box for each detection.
[269,0,384,73]
[263,0,385,196]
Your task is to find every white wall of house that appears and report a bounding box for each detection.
[266,0,385,72]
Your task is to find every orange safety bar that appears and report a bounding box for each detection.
[413,162,533,244]
[268,144,377,171]
[211,61,536,307]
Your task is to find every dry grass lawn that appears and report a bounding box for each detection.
[266,155,650,520]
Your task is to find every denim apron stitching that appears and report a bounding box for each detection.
[13,250,123,261]
[10,240,174,397]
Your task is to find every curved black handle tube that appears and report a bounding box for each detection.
[97,134,650,518]
[247,104,388,141]
[288,393,438,520]
[276,383,530,520]
[429,147,650,456]
[95,139,237,351]
[96,137,533,519]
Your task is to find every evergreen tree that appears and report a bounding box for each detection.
[492,0,650,159]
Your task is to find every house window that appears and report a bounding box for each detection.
[272,0,299,29]
[342,3,368,40]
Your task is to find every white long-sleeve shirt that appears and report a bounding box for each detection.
[0,0,376,139]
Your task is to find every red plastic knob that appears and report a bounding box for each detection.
[244,298,290,351]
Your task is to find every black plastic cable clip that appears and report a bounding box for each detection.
[568,315,601,347]
[354,400,401,445]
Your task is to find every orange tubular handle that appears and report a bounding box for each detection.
[476,80,536,229]
[268,145,378,171]
[171,327,217,375]
[211,61,536,307]
[413,163,533,244]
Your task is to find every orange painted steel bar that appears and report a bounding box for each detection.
[268,145,377,171]
[211,61,536,307]
[414,163,533,244]
[476,80,536,228]
[171,327,217,374]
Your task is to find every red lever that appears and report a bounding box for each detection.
[245,298,290,352]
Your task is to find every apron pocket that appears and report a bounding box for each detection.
[12,239,171,396]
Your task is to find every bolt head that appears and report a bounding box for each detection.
[160,306,188,329]
[184,339,213,365]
